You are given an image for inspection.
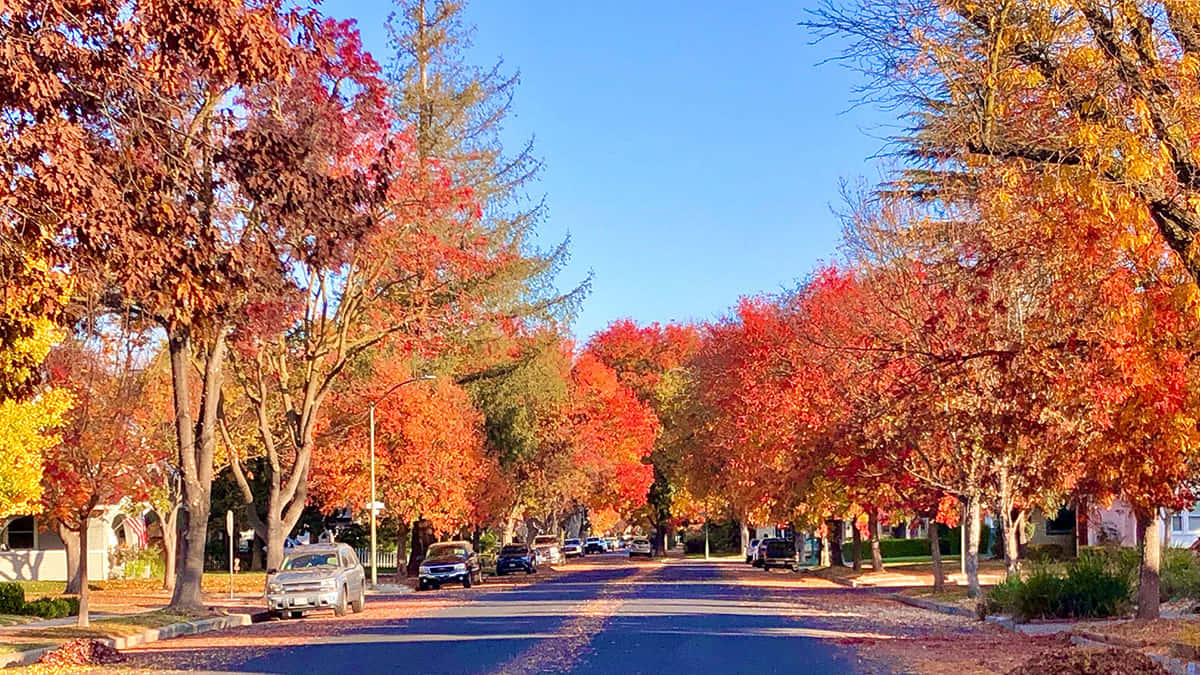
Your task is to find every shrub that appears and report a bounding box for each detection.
[1026,544,1069,563]
[980,574,1023,617]
[1160,548,1200,601]
[21,596,78,619]
[115,545,165,580]
[1080,545,1200,602]
[986,559,1131,621]
[0,582,25,614]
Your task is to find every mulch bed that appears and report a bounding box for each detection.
[1007,647,1166,675]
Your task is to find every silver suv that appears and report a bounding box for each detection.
[266,543,366,618]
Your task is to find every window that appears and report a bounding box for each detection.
[1172,508,1200,533]
[5,516,34,549]
[1045,508,1076,535]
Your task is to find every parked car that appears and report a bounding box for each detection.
[563,538,585,558]
[495,543,537,576]
[417,541,484,590]
[265,543,366,619]
[531,535,564,565]
[585,537,606,554]
[629,538,652,557]
[756,538,797,570]
[746,538,761,564]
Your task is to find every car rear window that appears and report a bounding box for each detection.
[766,540,792,556]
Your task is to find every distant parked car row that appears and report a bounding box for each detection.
[746,537,797,570]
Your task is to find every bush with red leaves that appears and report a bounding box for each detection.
[1008,647,1166,675]
[38,638,125,666]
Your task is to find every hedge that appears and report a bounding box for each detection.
[877,538,934,558]
[0,581,79,618]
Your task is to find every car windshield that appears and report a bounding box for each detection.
[634,539,649,545]
[565,539,581,545]
[426,544,468,559]
[500,545,527,555]
[281,552,338,570]
[586,538,600,542]
[533,536,556,544]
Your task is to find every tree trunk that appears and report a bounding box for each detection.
[869,510,884,572]
[819,533,831,567]
[170,498,210,609]
[166,330,225,611]
[59,523,82,595]
[77,514,90,628]
[395,520,410,575]
[740,521,750,557]
[250,534,264,571]
[1137,514,1162,620]
[928,517,944,593]
[406,519,435,577]
[965,493,982,599]
[826,519,845,567]
[998,464,1021,579]
[798,530,809,564]
[851,521,863,571]
[265,512,285,572]
[161,509,178,592]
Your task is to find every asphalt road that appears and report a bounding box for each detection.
[120,555,894,674]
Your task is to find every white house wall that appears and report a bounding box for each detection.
[0,549,110,582]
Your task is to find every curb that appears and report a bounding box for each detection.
[0,613,252,669]
[889,593,977,619]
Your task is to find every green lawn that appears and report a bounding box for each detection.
[7,609,204,641]
[0,614,37,627]
[0,641,55,655]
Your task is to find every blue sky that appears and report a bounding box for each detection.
[336,2,889,341]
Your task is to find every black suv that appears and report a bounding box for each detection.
[495,543,536,575]
[756,538,797,571]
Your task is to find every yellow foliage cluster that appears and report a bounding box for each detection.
[0,387,71,519]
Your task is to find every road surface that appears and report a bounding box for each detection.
[117,555,905,674]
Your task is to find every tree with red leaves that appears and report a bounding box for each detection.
[42,330,160,627]
[586,321,700,552]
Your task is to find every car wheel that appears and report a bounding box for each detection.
[526,566,535,575]
[352,585,365,613]
[289,611,304,619]
[497,569,506,576]
[417,579,428,591]
[334,586,348,617]
[763,563,772,571]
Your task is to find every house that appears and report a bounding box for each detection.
[1081,499,1198,549]
[1024,499,1197,552]
[0,505,147,582]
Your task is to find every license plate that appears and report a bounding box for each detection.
[293,598,308,606]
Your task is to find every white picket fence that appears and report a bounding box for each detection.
[355,548,399,569]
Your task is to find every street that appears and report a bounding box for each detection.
[101,555,1015,675]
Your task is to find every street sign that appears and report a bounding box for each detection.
[369,501,385,511]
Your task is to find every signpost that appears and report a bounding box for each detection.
[226,510,234,600]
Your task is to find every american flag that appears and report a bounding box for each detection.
[124,514,147,548]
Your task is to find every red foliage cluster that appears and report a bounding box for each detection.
[39,639,125,667]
